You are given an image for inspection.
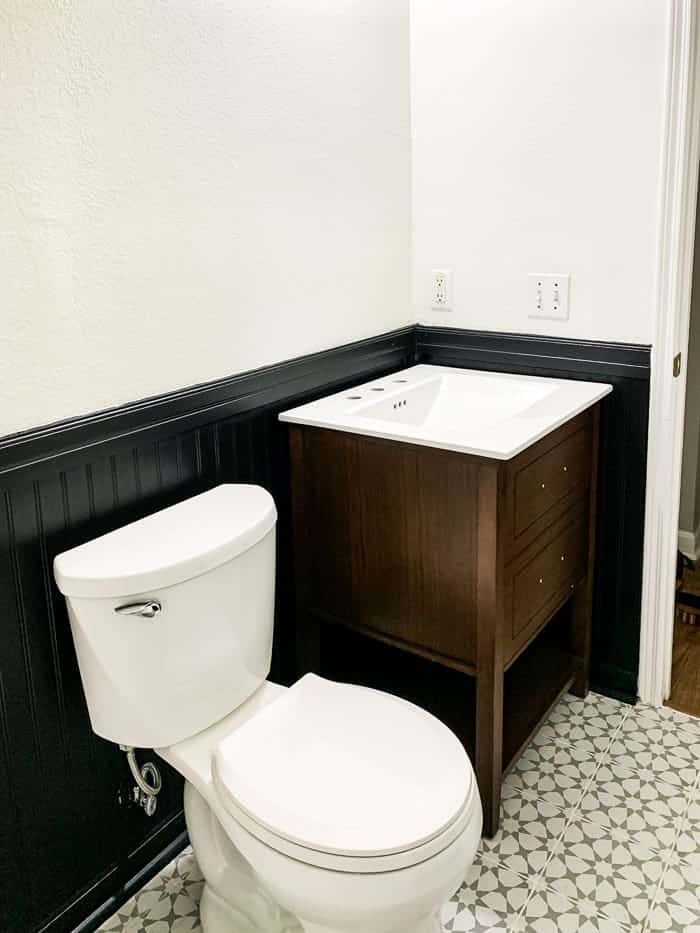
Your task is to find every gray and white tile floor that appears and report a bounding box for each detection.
[99,692,700,933]
[99,847,203,933]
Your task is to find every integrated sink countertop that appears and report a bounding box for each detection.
[279,364,612,459]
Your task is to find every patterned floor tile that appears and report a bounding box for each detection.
[684,794,700,823]
[443,900,512,933]
[98,848,203,932]
[603,738,698,789]
[98,914,137,932]
[519,885,633,932]
[503,743,598,816]
[648,859,700,932]
[540,817,665,928]
[634,702,700,737]
[646,863,700,931]
[531,721,612,759]
[676,818,700,868]
[618,712,700,761]
[481,794,567,877]
[444,860,532,932]
[547,692,626,739]
[574,756,687,836]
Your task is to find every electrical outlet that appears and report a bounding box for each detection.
[528,273,570,321]
[431,269,452,310]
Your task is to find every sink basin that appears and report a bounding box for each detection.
[279,365,612,459]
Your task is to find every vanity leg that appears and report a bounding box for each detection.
[571,406,600,698]
[475,463,505,838]
[476,668,503,838]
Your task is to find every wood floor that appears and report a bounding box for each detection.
[668,564,700,717]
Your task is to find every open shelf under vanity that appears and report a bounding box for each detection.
[322,600,579,783]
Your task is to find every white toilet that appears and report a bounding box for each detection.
[53,484,482,933]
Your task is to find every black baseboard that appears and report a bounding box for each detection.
[416,324,651,705]
[590,667,639,706]
[71,827,189,933]
[43,822,188,933]
[0,323,648,930]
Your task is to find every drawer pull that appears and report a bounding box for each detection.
[570,583,575,590]
[538,577,544,584]
[541,482,546,489]
[560,554,565,561]
[563,465,568,472]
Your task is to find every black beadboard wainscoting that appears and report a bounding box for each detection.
[0,324,649,932]
[0,328,415,933]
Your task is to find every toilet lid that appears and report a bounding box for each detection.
[212,674,474,859]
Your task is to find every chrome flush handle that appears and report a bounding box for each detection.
[114,600,162,619]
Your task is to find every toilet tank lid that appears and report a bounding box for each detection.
[53,485,277,599]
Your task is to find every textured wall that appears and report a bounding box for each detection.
[410,0,668,344]
[1,0,411,436]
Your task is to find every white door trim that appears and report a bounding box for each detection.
[638,0,700,705]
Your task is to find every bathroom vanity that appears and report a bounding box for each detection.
[281,366,611,835]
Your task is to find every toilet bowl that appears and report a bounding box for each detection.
[53,484,482,932]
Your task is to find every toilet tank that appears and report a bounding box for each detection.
[53,485,277,749]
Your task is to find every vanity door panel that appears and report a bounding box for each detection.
[289,427,481,667]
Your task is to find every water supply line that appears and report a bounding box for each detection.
[120,745,162,816]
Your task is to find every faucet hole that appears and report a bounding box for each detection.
[347,395,362,400]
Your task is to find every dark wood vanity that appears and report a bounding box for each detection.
[288,405,600,836]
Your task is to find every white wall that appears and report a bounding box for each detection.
[1,0,411,436]
[2,1,677,438]
[410,0,668,344]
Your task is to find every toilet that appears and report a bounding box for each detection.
[53,484,482,933]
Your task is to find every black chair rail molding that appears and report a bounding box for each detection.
[0,324,649,932]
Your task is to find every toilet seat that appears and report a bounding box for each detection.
[217,783,478,873]
[211,674,478,873]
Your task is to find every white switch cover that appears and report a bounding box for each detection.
[528,273,570,321]
[431,269,452,310]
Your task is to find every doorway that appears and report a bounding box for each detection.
[672,216,700,716]
[638,1,700,708]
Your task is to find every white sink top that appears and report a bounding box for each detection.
[279,365,612,460]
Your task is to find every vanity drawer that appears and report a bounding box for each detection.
[507,510,588,655]
[513,425,591,537]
